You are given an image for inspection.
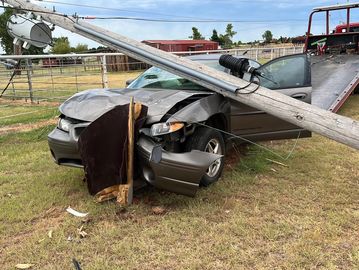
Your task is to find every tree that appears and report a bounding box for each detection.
[219,24,238,48]
[72,43,88,53]
[0,8,43,54]
[51,37,71,54]
[0,8,14,54]
[262,30,273,43]
[189,27,204,40]
[210,29,220,43]
[225,23,237,40]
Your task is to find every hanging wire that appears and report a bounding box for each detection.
[187,120,301,161]
[0,4,76,22]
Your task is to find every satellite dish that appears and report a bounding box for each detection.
[7,14,52,49]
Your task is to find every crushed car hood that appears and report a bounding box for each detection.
[60,88,212,124]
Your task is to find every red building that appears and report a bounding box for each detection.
[142,40,219,52]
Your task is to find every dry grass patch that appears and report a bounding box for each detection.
[0,68,142,102]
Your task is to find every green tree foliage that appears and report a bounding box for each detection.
[50,37,71,54]
[0,8,14,54]
[225,24,237,40]
[0,8,43,54]
[213,24,237,48]
[262,30,273,43]
[210,29,221,43]
[189,27,204,40]
[72,43,89,53]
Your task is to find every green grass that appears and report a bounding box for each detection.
[0,103,58,127]
[0,96,358,269]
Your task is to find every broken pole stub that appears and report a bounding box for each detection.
[117,97,135,206]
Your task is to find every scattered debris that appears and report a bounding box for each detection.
[15,264,34,269]
[151,206,167,215]
[67,236,73,242]
[6,193,13,198]
[37,238,45,244]
[77,226,88,238]
[48,230,53,239]
[66,207,88,218]
[270,168,277,172]
[94,185,119,203]
[265,158,288,167]
[72,258,82,270]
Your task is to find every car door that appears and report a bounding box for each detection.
[230,54,312,141]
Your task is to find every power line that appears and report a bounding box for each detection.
[0,4,76,22]
[0,4,325,24]
[80,15,310,23]
[32,0,328,22]
[33,0,215,20]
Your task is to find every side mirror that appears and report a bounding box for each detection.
[126,79,134,87]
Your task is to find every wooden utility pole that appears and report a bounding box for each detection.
[4,0,359,150]
[13,43,22,75]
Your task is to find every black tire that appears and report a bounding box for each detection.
[185,127,225,186]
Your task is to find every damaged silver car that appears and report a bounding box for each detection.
[48,53,312,196]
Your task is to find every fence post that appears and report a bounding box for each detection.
[26,58,34,103]
[270,48,274,60]
[101,55,109,88]
[49,58,55,93]
[75,59,79,92]
[255,49,258,61]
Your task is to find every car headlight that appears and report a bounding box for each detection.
[150,122,184,137]
[58,118,71,132]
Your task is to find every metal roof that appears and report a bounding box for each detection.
[313,2,359,12]
[143,40,218,45]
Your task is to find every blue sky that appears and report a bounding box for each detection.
[3,0,359,51]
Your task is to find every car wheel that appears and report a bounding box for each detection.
[185,127,225,186]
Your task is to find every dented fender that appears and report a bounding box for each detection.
[136,136,222,196]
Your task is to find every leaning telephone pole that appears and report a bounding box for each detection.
[4,0,359,150]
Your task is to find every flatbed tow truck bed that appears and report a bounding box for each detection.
[311,54,359,112]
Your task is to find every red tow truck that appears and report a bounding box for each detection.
[305,3,359,112]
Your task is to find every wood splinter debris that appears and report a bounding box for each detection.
[265,158,288,167]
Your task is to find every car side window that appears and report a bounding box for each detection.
[257,54,311,90]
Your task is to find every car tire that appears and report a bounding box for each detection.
[185,127,225,186]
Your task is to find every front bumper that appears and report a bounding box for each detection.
[48,127,83,167]
[136,136,222,197]
[48,127,221,196]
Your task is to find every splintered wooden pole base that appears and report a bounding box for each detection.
[117,97,135,206]
[117,184,133,205]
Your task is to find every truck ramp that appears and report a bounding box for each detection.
[311,54,359,112]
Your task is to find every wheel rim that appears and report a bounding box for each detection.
[204,138,222,178]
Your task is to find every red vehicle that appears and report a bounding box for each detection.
[334,22,359,34]
[305,3,359,112]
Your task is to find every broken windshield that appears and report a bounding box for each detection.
[127,60,225,90]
